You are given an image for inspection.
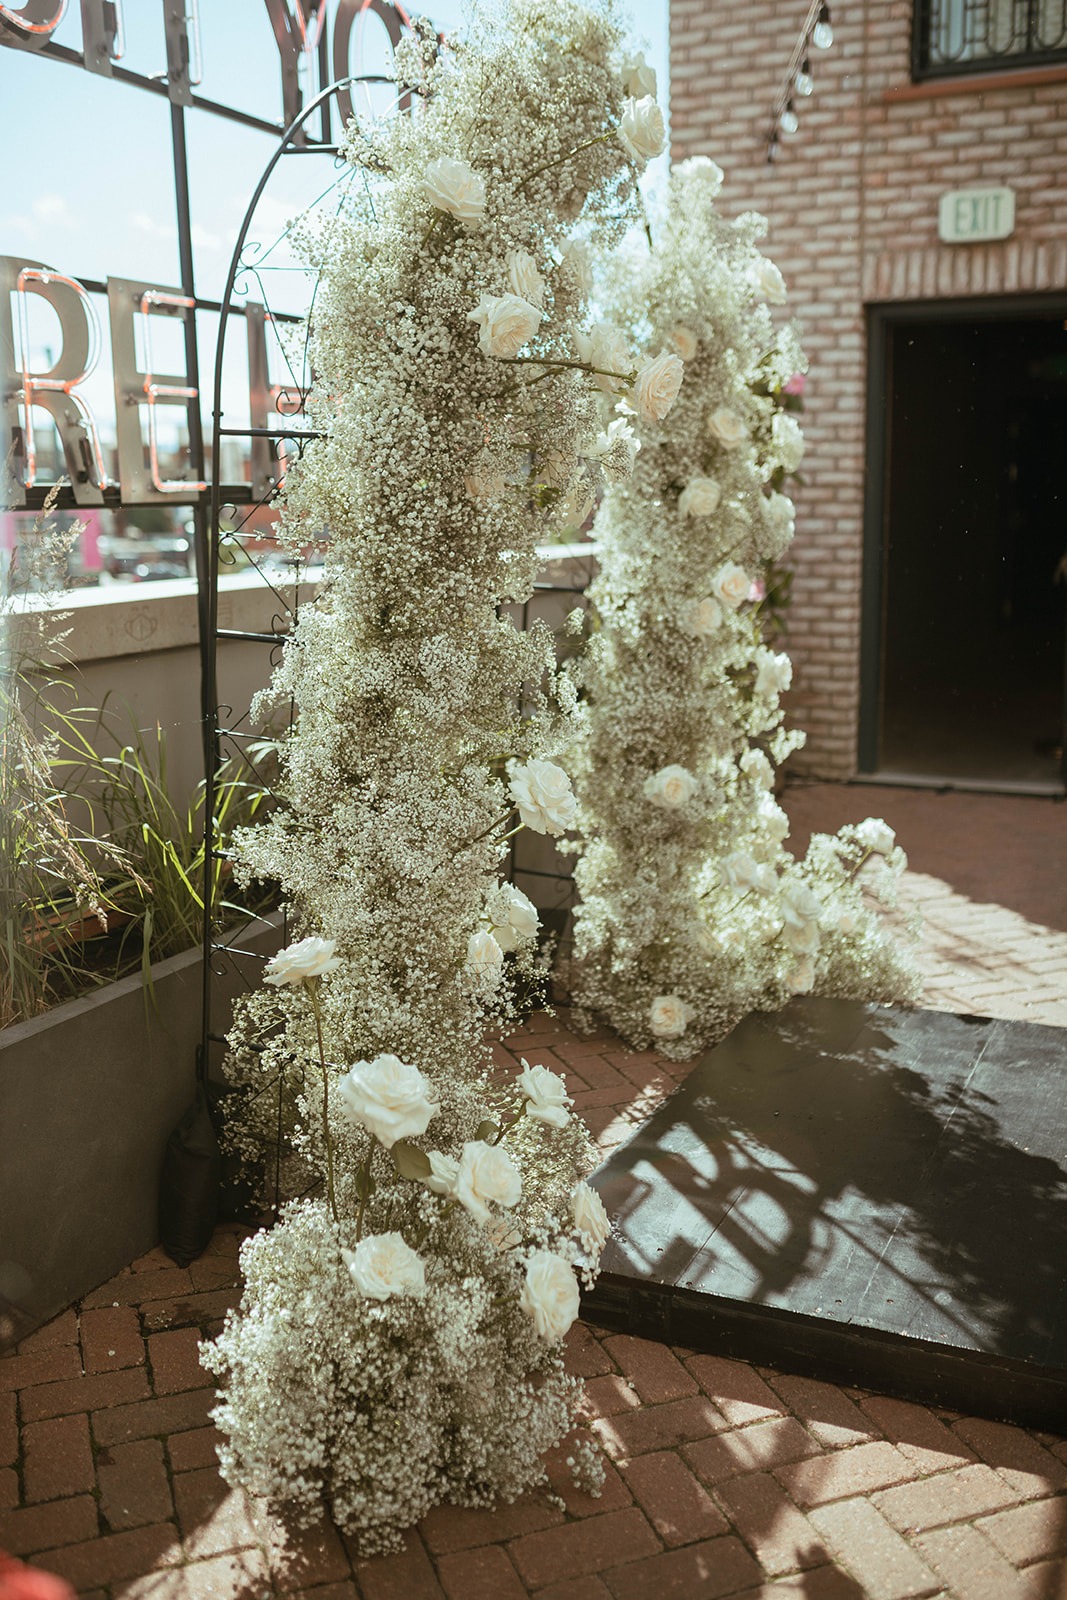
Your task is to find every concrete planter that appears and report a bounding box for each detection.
[0,924,277,1350]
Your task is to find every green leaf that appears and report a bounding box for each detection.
[476,1119,499,1143]
[353,1166,376,1200]
[391,1140,432,1181]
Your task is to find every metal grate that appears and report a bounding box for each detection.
[913,0,1067,76]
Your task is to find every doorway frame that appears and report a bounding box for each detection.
[860,293,1067,791]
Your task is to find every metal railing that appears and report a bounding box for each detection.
[913,0,1067,77]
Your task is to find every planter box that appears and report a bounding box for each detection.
[0,921,278,1351]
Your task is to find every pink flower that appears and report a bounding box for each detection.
[783,373,806,397]
[0,1554,77,1600]
[748,577,767,603]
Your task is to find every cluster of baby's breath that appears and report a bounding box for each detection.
[568,160,919,1058]
[209,0,641,1551]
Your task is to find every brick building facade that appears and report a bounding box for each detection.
[669,0,1067,787]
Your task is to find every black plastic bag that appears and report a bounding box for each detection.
[158,1083,221,1266]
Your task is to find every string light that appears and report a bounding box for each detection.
[766,1,833,163]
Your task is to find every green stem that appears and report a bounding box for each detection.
[500,355,637,386]
[307,983,338,1224]
[355,1134,374,1241]
[846,846,874,882]
[520,131,612,189]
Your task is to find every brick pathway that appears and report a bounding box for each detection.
[2,786,1065,1599]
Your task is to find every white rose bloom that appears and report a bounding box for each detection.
[570,1181,610,1253]
[634,350,684,424]
[669,324,699,362]
[752,862,778,895]
[781,879,823,930]
[520,1250,580,1341]
[506,249,545,308]
[517,1062,571,1128]
[468,293,542,359]
[682,596,723,637]
[857,817,896,855]
[422,156,486,225]
[649,993,695,1038]
[622,51,657,100]
[508,758,578,836]
[263,935,340,986]
[337,1053,440,1150]
[786,955,816,995]
[720,851,762,892]
[455,1139,522,1224]
[784,918,821,956]
[678,475,721,518]
[762,492,796,555]
[674,154,725,194]
[740,748,774,789]
[643,763,698,809]
[755,651,793,698]
[574,321,631,393]
[619,94,667,162]
[423,1150,460,1197]
[712,562,751,611]
[560,239,593,295]
[707,406,749,449]
[772,410,805,472]
[491,884,539,952]
[342,1235,426,1301]
[466,928,504,977]
[751,256,788,305]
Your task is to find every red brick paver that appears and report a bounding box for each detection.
[0,787,1064,1598]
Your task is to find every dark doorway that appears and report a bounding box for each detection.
[866,309,1067,790]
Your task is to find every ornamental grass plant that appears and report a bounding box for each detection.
[204,1,683,1552]
[568,158,920,1057]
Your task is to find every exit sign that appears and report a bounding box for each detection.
[938,186,1016,244]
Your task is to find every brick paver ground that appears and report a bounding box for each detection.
[2,785,1064,1599]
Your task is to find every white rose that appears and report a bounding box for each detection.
[785,956,816,995]
[560,239,593,295]
[643,764,698,809]
[781,879,822,930]
[707,406,749,449]
[468,293,542,359]
[622,51,657,100]
[669,324,699,362]
[466,928,504,977]
[342,1234,425,1301]
[423,1150,460,1197]
[784,918,821,956]
[755,650,793,698]
[508,758,577,836]
[772,410,805,472]
[520,1250,580,1341]
[574,321,631,394]
[751,256,787,305]
[857,818,896,855]
[633,350,684,424]
[740,748,774,789]
[674,154,724,193]
[422,156,486,225]
[456,1139,522,1224]
[712,562,751,611]
[678,475,721,519]
[517,1062,571,1129]
[263,935,340,986]
[649,993,694,1038]
[591,416,640,480]
[337,1053,440,1150]
[491,884,539,952]
[619,94,666,163]
[682,596,723,637]
[570,1182,610,1253]
[720,851,762,892]
[762,492,796,556]
[506,249,545,308]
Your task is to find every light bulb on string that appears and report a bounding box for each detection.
[795,56,814,95]
[813,4,833,48]
[767,132,780,164]
[780,100,799,134]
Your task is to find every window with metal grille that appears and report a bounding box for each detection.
[913,0,1067,77]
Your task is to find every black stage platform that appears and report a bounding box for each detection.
[582,999,1067,1430]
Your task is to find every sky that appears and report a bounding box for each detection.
[0,0,669,456]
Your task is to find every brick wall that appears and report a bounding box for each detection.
[669,0,1067,776]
